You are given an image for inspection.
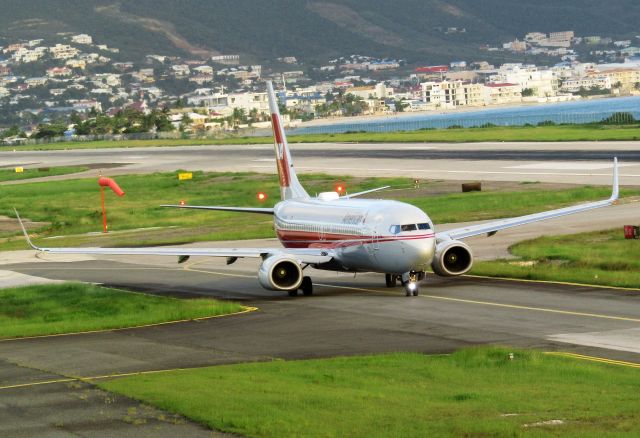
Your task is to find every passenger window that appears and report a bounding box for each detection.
[401,224,417,232]
[418,223,431,230]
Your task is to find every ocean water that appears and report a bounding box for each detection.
[286,96,640,135]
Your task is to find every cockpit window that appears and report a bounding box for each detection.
[389,225,400,234]
[417,223,431,230]
[401,224,417,232]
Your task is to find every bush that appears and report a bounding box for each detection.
[537,120,556,126]
[600,112,637,125]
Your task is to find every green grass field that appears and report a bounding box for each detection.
[0,172,632,251]
[0,166,89,182]
[99,346,640,437]
[0,283,243,339]
[472,228,640,289]
[3,124,640,151]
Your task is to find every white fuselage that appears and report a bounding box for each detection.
[273,195,436,274]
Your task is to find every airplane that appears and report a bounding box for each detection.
[17,81,620,297]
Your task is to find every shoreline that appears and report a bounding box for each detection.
[297,94,631,128]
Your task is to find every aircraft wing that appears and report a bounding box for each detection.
[15,210,332,264]
[161,205,274,214]
[437,158,619,241]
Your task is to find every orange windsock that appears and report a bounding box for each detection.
[98,177,125,196]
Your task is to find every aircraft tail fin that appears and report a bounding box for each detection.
[266,81,308,201]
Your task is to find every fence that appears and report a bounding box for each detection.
[3,110,639,145]
[285,111,640,136]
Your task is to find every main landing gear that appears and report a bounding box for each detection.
[386,272,423,296]
[288,276,313,297]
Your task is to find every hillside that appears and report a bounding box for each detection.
[1,0,639,63]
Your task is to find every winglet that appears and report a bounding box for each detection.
[611,157,619,202]
[14,209,39,250]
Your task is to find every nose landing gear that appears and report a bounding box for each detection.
[401,271,423,297]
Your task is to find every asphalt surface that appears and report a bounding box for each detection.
[1,257,640,436]
[2,142,640,185]
[1,141,639,435]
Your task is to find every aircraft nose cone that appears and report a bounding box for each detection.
[407,238,435,270]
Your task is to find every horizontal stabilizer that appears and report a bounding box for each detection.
[161,205,274,214]
[340,186,390,199]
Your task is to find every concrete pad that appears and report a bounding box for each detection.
[548,327,640,354]
[0,250,94,266]
[507,162,635,170]
[0,270,62,288]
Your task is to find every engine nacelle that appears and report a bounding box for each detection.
[258,254,303,291]
[431,240,473,277]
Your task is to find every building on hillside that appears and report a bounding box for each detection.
[503,40,527,52]
[483,83,522,105]
[189,74,214,85]
[47,67,72,78]
[345,83,393,100]
[211,54,240,65]
[186,90,228,108]
[421,80,484,109]
[560,76,612,93]
[66,59,87,69]
[193,65,214,75]
[282,88,327,113]
[589,68,640,91]
[71,34,93,45]
[50,44,79,60]
[491,65,558,98]
[227,92,269,113]
[525,32,547,44]
[25,77,48,87]
[71,99,102,113]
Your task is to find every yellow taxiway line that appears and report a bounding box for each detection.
[0,306,257,343]
[545,352,640,369]
[1,351,637,393]
[185,265,640,323]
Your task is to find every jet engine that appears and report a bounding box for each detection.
[431,240,473,277]
[258,254,303,291]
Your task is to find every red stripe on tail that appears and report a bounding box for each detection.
[271,113,291,187]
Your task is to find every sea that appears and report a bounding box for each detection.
[284,95,640,135]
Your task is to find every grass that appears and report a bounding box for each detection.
[0,171,633,251]
[0,166,89,182]
[0,283,243,339]
[3,124,640,151]
[98,346,640,437]
[472,228,640,289]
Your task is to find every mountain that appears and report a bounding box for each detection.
[1,1,639,63]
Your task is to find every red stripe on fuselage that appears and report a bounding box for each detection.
[271,113,290,187]
[276,229,435,249]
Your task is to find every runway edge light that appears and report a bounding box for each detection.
[257,192,267,202]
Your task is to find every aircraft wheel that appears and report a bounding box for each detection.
[404,282,418,297]
[301,276,313,296]
[412,285,419,296]
[385,274,397,287]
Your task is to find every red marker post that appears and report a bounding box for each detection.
[98,176,125,233]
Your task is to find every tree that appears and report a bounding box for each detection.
[394,99,408,112]
[521,88,535,97]
[179,113,192,132]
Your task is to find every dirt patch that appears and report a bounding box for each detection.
[95,3,218,58]
[0,215,47,233]
[436,1,465,17]
[307,2,405,47]
[359,179,579,199]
